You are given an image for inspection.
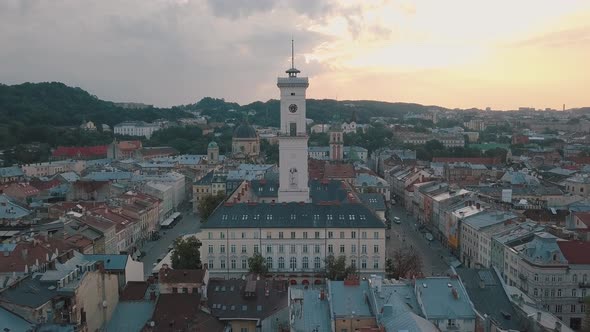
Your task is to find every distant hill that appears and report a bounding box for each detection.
[0,82,193,127]
[0,81,445,132]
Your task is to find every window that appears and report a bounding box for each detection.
[362,232,367,239]
[447,319,456,327]
[242,259,247,269]
[208,245,213,254]
[291,232,296,239]
[172,287,178,293]
[351,259,356,268]
[289,122,297,136]
[208,232,212,239]
[266,245,272,253]
[278,257,285,269]
[572,289,577,297]
[544,289,549,297]
[340,245,345,253]
[362,245,367,254]
[314,257,321,269]
[302,257,309,269]
[279,245,285,253]
[351,231,356,239]
[534,288,538,296]
[254,232,259,239]
[571,304,576,313]
[314,245,320,253]
[220,232,225,239]
[351,244,357,253]
[340,231,345,239]
[573,274,578,282]
[290,245,296,254]
[231,245,236,254]
[373,259,379,269]
[279,232,284,239]
[290,257,297,270]
[328,231,333,239]
[230,232,235,239]
[242,245,247,254]
[328,244,334,254]
[374,232,379,239]
[267,232,272,239]
[361,259,367,269]
[551,289,555,297]
[556,304,563,313]
[303,245,308,253]
[220,259,226,269]
[254,245,259,254]
[303,232,308,239]
[374,245,379,254]
[208,259,213,269]
[558,289,562,297]
[315,231,320,239]
[534,274,539,281]
[266,257,273,269]
[231,259,236,269]
[241,328,249,332]
[220,245,226,253]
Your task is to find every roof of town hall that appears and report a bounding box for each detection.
[202,201,385,229]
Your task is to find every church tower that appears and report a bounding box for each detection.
[329,126,344,161]
[277,41,310,203]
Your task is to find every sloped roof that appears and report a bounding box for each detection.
[0,166,24,178]
[203,202,385,229]
[52,145,108,158]
[557,241,590,264]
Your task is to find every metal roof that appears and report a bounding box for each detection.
[202,202,385,229]
[415,277,475,320]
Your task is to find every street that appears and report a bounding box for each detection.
[139,207,202,276]
[386,204,453,276]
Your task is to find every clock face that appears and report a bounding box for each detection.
[289,104,298,113]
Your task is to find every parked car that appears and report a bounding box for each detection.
[393,217,401,224]
[425,232,434,241]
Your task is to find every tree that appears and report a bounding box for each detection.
[198,193,225,222]
[260,139,279,164]
[171,236,202,269]
[385,247,423,279]
[248,252,268,275]
[584,296,590,332]
[325,255,357,280]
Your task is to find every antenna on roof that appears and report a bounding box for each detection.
[291,38,294,69]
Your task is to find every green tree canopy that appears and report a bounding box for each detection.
[248,252,268,275]
[198,193,226,222]
[385,247,423,279]
[171,236,202,269]
[325,255,357,281]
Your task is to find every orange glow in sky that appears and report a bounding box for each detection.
[300,0,590,110]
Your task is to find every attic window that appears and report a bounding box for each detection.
[291,214,296,220]
[339,215,344,220]
[349,215,355,220]
[242,305,248,311]
[267,214,272,220]
[222,215,228,220]
[359,215,366,220]
[257,305,263,311]
[327,215,333,220]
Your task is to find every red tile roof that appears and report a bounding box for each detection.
[30,178,62,191]
[159,267,207,284]
[52,145,108,158]
[73,180,110,193]
[432,157,501,165]
[118,140,143,151]
[557,241,590,264]
[120,281,150,301]
[573,212,590,227]
[567,157,590,165]
[150,294,223,332]
[324,163,355,179]
[0,237,74,273]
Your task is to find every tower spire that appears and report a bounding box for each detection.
[286,38,300,77]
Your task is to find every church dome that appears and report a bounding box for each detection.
[208,141,218,149]
[233,123,257,139]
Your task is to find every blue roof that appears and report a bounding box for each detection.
[518,232,567,265]
[106,302,155,332]
[329,280,373,317]
[415,277,475,320]
[462,210,518,230]
[290,286,331,332]
[0,306,33,331]
[0,194,32,219]
[355,173,387,187]
[0,243,17,252]
[0,166,24,178]
[84,171,133,181]
[84,254,128,270]
[359,193,386,211]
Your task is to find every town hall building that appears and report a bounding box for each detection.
[197,45,386,279]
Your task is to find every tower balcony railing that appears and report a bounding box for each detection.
[277,132,308,138]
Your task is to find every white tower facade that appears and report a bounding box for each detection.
[277,42,310,203]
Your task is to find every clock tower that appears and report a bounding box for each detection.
[277,40,310,203]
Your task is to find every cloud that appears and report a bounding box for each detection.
[511,26,590,48]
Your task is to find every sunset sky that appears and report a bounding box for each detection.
[0,0,588,109]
